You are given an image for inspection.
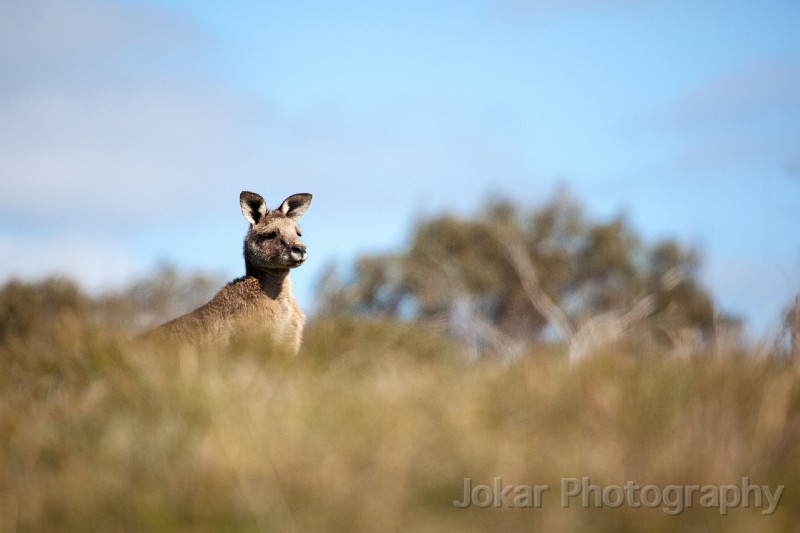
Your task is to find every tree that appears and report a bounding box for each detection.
[318,190,725,357]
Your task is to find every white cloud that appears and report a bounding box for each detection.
[0,0,281,292]
[669,61,800,127]
[636,60,800,178]
[0,232,145,292]
[0,81,267,222]
[0,0,202,64]
[0,0,528,236]
[0,0,267,226]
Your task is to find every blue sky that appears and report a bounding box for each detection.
[1,0,799,335]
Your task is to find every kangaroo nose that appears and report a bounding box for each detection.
[291,243,307,261]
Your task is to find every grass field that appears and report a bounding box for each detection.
[1,289,799,531]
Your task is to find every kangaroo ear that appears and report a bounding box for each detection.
[278,193,312,221]
[240,191,267,225]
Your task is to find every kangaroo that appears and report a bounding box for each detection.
[155,191,312,353]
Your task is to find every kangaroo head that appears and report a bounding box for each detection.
[240,191,312,272]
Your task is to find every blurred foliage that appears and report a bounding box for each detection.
[319,190,738,357]
[0,266,222,354]
[0,283,798,531]
[782,295,800,358]
[0,268,222,396]
[101,264,224,330]
[0,277,90,345]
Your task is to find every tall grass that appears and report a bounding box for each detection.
[0,281,798,531]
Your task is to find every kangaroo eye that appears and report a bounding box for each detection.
[297,230,303,237]
[263,231,277,240]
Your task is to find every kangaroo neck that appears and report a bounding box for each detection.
[245,264,291,299]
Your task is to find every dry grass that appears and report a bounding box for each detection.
[1,308,799,532]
